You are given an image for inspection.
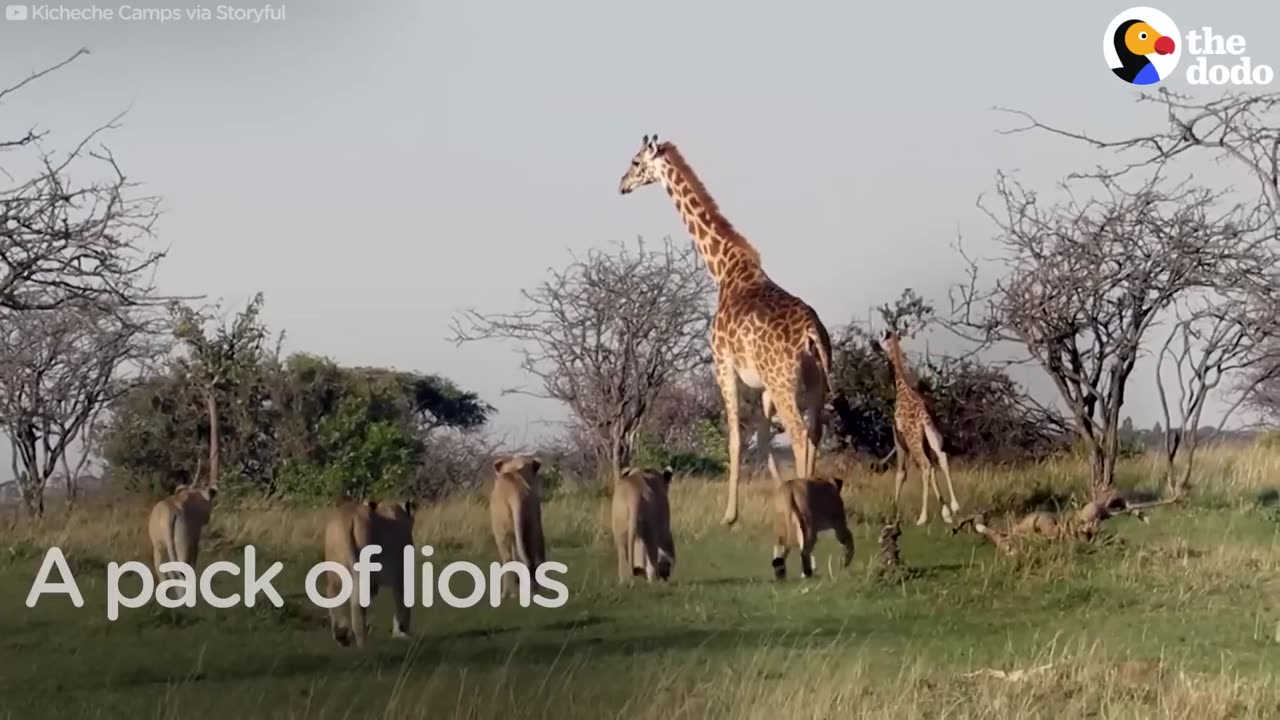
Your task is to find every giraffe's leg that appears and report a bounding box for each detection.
[892,428,908,520]
[905,435,932,526]
[717,361,744,527]
[924,422,960,518]
[758,390,780,483]
[916,465,930,526]
[923,464,947,525]
[803,366,824,479]
[804,390,823,478]
[772,389,810,480]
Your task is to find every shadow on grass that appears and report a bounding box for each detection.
[894,563,964,580]
[690,577,765,588]
[441,614,608,641]
[35,616,892,696]
[1255,487,1280,508]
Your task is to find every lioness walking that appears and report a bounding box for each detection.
[771,477,854,580]
[611,466,675,583]
[322,497,418,648]
[489,455,547,596]
[148,484,217,581]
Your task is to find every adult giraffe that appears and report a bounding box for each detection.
[618,134,833,527]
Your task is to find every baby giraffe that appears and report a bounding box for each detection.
[877,329,960,525]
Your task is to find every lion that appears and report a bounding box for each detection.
[770,477,854,580]
[489,455,547,596]
[322,496,418,648]
[148,483,217,581]
[1010,510,1061,538]
[611,466,675,583]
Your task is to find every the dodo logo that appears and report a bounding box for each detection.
[1104,8,1181,85]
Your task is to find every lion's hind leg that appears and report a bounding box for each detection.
[327,569,354,647]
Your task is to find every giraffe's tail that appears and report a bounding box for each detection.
[806,322,835,401]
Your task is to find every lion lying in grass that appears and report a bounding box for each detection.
[951,491,1181,556]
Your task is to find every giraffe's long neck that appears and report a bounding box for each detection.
[886,342,917,396]
[656,144,767,291]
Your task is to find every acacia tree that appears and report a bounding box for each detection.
[995,89,1280,479]
[170,293,279,490]
[0,303,164,516]
[452,237,714,481]
[951,172,1268,494]
[1156,291,1280,493]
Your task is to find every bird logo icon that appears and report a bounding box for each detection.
[1104,8,1182,85]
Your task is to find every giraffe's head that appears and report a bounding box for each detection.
[618,134,666,195]
[876,328,901,355]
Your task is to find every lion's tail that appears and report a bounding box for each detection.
[626,503,640,573]
[510,497,532,568]
[161,507,181,576]
[788,491,807,550]
[347,522,364,568]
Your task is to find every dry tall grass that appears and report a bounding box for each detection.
[4,443,1279,719]
[8,443,1278,567]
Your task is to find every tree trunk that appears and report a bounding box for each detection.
[1161,429,1180,491]
[205,390,220,488]
[59,451,77,512]
[1176,440,1198,496]
[603,422,636,484]
[19,482,36,519]
[19,475,45,520]
[1073,419,1112,495]
[609,439,632,483]
[1101,445,1118,493]
[1088,441,1110,496]
[13,436,45,519]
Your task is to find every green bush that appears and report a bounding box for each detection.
[635,418,727,476]
[100,300,492,501]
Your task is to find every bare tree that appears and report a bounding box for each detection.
[0,48,174,514]
[452,237,714,481]
[413,427,509,500]
[55,401,107,508]
[996,89,1280,223]
[951,172,1269,494]
[1,49,166,313]
[1242,339,1280,426]
[0,302,165,516]
[1156,291,1280,493]
[641,366,726,450]
[995,88,1280,450]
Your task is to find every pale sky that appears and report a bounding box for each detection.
[0,0,1275,462]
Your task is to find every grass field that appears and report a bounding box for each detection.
[2,446,1280,719]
